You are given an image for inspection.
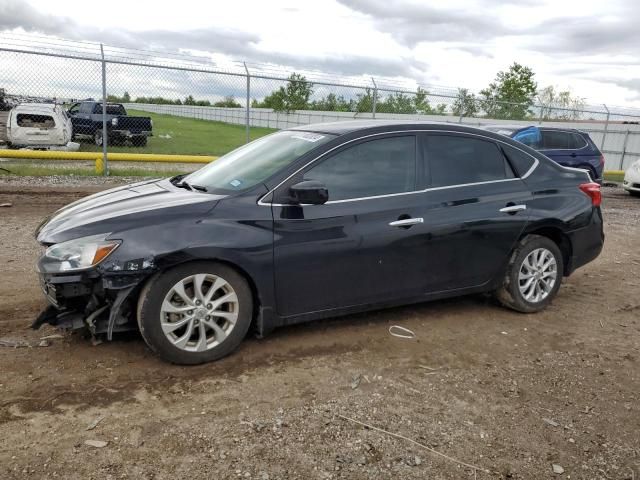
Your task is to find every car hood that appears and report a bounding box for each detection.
[36,178,225,244]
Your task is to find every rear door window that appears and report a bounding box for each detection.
[541,130,572,149]
[303,135,416,201]
[423,134,515,188]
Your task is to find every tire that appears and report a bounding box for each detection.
[137,262,253,365]
[495,235,564,313]
[629,191,640,198]
[94,129,105,146]
[132,136,147,147]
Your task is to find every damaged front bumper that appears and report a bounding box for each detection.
[33,267,149,340]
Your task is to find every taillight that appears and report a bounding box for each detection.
[599,154,605,166]
[579,182,601,207]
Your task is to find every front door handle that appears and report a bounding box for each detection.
[389,217,424,227]
[499,204,527,214]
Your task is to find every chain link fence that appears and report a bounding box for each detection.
[1,34,639,174]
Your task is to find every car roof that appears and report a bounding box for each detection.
[289,119,506,137]
[482,124,533,132]
[482,124,585,134]
[14,103,58,113]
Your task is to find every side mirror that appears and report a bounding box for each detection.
[290,180,328,205]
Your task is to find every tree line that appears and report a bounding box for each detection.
[106,91,242,108]
[107,63,586,120]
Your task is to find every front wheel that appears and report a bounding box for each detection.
[496,235,564,313]
[137,262,253,364]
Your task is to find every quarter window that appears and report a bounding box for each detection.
[303,136,416,201]
[570,133,587,149]
[424,134,514,188]
[501,144,535,177]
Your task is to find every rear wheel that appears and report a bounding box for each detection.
[496,235,563,313]
[132,136,147,147]
[94,129,105,146]
[137,262,253,364]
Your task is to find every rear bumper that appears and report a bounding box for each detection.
[566,208,604,275]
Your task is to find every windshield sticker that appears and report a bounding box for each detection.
[229,179,242,187]
[290,132,325,143]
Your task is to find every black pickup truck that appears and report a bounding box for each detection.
[67,101,153,146]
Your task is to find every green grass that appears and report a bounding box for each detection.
[78,109,276,156]
[0,110,277,177]
[603,171,624,183]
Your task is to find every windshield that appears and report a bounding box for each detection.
[185,130,334,192]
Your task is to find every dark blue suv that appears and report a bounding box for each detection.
[484,125,604,183]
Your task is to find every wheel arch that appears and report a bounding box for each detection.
[138,256,264,331]
[519,226,572,276]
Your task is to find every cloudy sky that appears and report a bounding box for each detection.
[1,0,639,107]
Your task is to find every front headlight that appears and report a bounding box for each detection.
[40,234,120,273]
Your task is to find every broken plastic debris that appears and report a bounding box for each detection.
[84,439,108,448]
[388,325,416,339]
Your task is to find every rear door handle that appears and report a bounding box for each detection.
[499,204,527,214]
[389,217,424,227]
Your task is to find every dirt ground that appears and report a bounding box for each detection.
[0,182,639,480]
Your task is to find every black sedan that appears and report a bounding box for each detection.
[34,121,604,364]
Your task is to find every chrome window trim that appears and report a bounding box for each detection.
[258,129,540,206]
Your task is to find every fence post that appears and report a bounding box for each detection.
[244,62,250,144]
[100,44,109,176]
[538,105,544,125]
[620,129,630,170]
[371,77,377,119]
[601,103,610,151]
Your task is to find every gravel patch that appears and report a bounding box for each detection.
[0,174,157,188]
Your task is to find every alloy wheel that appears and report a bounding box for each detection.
[160,273,239,352]
[518,248,558,303]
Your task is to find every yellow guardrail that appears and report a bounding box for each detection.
[0,149,217,174]
[0,149,627,177]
